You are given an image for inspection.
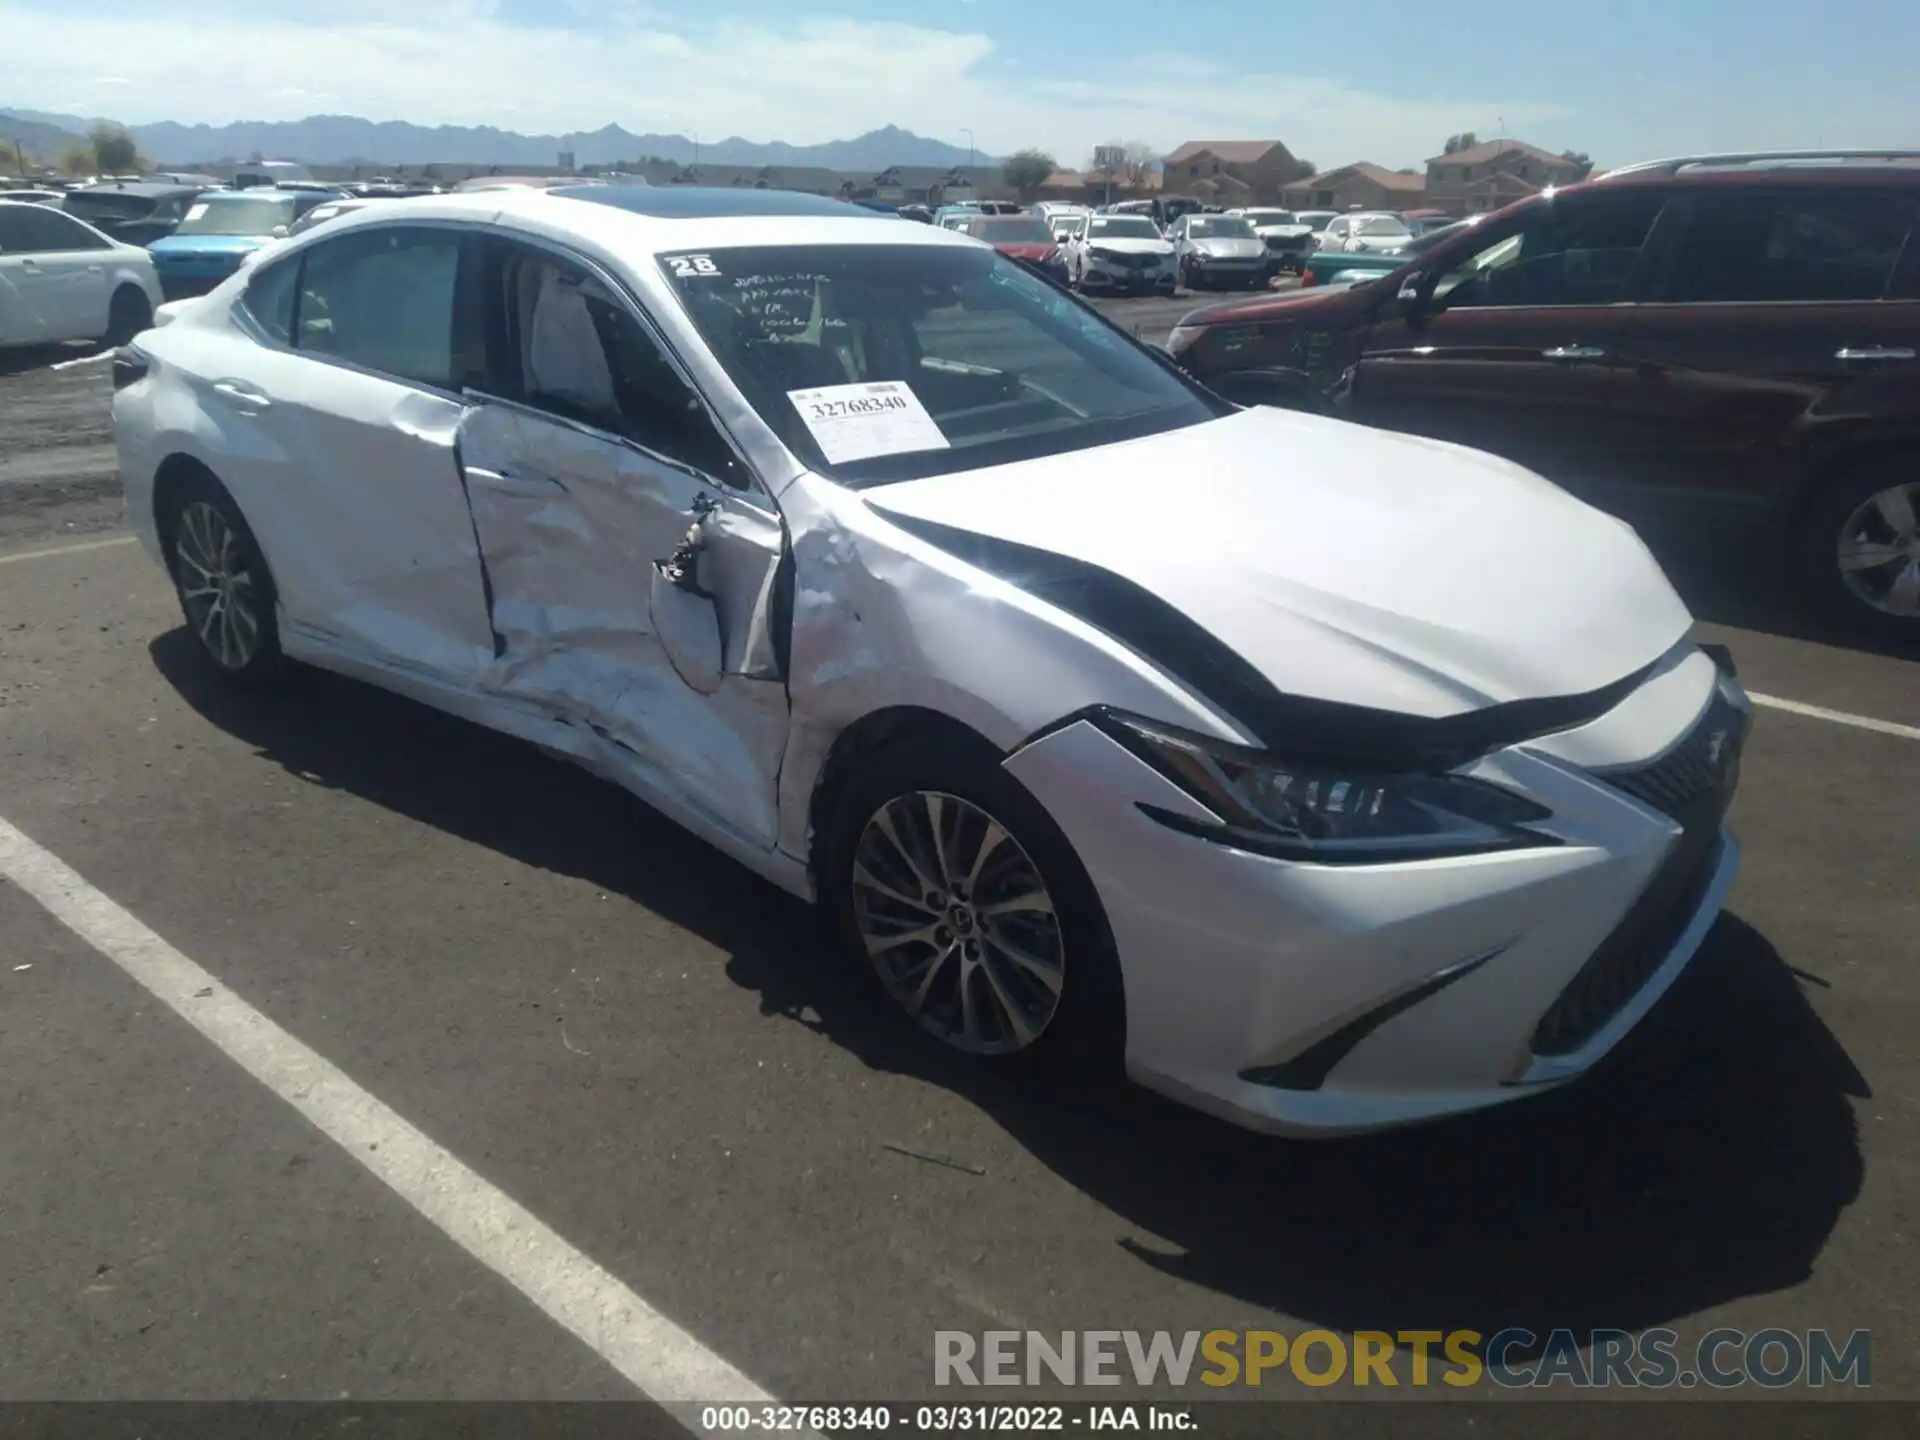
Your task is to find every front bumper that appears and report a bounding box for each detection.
[1184,255,1271,286]
[1080,256,1176,291]
[1001,645,1748,1135]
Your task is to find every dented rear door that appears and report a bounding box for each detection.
[455,399,790,851]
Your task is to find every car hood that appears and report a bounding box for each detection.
[1252,224,1312,239]
[147,233,272,257]
[861,408,1690,719]
[1086,237,1174,256]
[1190,236,1266,259]
[1349,234,1409,253]
[994,241,1057,262]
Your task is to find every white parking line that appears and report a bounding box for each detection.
[1751,693,1920,742]
[49,350,117,371]
[0,534,137,567]
[0,812,786,1425]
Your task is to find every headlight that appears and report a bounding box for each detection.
[1095,710,1555,862]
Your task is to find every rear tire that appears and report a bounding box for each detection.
[1796,454,1920,645]
[160,470,285,685]
[819,732,1125,1075]
[105,286,153,346]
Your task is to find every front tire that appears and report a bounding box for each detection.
[161,471,284,684]
[105,286,153,346]
[821,734,1123,1072]
[1798,454,1920,644]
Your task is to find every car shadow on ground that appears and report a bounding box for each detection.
[152,630,1869,1346]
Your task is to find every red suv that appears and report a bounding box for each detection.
[1163,152,1920,641]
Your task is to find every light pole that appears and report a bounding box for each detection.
[962,128,975,170]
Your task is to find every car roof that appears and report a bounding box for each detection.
[66,181,207,199]
[292,184,979,257]
[200,189,300,202]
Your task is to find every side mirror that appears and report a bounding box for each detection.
[1396,275,1427,324]
[270,224,289,238]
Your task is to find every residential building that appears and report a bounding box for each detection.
[1162,140,1307,203]
[1423,140,1589,215]
[1280,162,1427,213]
[1036,167,1162,204]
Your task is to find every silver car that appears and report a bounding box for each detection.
[1167,213,1271,291]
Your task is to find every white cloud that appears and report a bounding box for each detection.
[0,2,1569,167]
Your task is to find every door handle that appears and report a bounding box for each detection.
[211,379,272,408]
[1542,345,1607,361]
[1835,346,1915,361]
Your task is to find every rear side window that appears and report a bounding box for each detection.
[295,226,461,387]
[0,204,110,253]
[1659,192,1914,303]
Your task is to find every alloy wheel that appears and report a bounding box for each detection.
[850,790,1066,1056]
[1835,479,1920,618]
[174,500,263,669]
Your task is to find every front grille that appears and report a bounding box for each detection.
[1529,692,1747,1057]
[1605,691,1747,822]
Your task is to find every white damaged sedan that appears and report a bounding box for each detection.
[113,186,1751,1135]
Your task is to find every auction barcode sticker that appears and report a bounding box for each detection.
[787,381,949,464]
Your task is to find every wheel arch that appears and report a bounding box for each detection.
[1780,427,1920,527]
[804,705,1009,892]
[151,452,223,552]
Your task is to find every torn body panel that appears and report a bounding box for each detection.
[770,477,1259,872]
[454,400,789,849]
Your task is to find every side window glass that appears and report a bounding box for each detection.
[2,206,108,254]
[500,245,743,483]
[1661,193,1911,303]
[239,257,299,344]
[295,227,460,387]
[1440,196,1664,308]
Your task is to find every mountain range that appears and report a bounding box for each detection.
[0,109,1004,172]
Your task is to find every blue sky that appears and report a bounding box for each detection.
[1,0,1913,171]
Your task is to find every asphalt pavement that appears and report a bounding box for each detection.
[1,298,1916,1425]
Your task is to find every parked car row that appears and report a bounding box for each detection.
[0,175,455,350]
[1164,150,1920,642]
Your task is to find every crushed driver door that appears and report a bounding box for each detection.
[453,399,790,852]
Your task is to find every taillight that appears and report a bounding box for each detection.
[111,348,150,391]
[1298,269,1318,287]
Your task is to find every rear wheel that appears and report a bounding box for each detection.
[161,472,284,684]
[104,286,152,346]
[1798,455,1920,643]
[821,733,1123,1072]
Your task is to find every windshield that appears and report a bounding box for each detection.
[1296,212,1336,229]
[1088,217,1159,239]
[174,194,297,236]
[64,191,166,221]
[1356,215,1411,237]
[975,217,1053,244]
[660,244,1220,488]
[1188,217,1255,239]
[1241,210,1293,226]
